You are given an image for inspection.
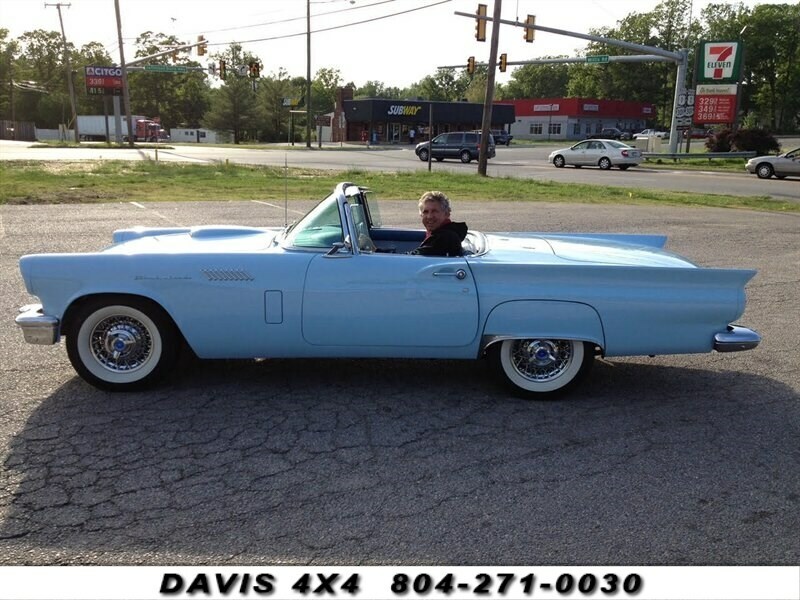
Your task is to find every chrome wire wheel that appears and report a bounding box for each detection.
[88,313,156,374]
[490,338,593,398]
[67,297,177,391]
[508,339,576,383]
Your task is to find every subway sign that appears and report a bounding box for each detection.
[696,41,743,84]
[387,105,422,117]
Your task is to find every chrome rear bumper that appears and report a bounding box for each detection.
[714,325,760,352]
[16,304,59,345]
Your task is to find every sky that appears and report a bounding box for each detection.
[1,0,785,88]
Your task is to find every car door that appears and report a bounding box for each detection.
[569,141,591,165]
[443,133,463,160]
[586,140,605,164]
[778,148,800,176]
[429,134,448,160]
[301,252,479,349]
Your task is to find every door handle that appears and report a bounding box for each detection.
[433,269,467,280]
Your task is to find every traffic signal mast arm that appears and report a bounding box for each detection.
[455,11,682,61]
[123,39,209,68]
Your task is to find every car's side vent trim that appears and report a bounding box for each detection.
[201,269,255,282]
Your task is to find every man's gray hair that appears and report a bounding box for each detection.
[418,191,451,214]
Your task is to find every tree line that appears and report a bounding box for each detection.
[1,0,797,142]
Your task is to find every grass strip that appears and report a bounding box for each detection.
[1,160,795,213]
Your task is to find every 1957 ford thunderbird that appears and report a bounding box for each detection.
[16,182,760,398]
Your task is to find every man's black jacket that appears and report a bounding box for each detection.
[411,221,468,257]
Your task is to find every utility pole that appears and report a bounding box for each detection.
[477,0,502,176]
[306,0,312,148]
[114,0,134,147]
[45,2,80,142]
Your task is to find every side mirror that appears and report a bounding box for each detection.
[326,241,347,256]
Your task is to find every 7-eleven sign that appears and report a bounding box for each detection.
[697,41,743,84]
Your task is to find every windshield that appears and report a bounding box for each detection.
[283,193,343,249]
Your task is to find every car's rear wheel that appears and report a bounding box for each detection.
[418,148,429,162]
[488,338,594,399]
[598,157,612,170]
[619,164,631,170]
[553,155,566,168]
[65,296,178,391]
[460,150,472,163]
[756,163,774,179]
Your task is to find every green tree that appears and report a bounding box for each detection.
[0,29,21,121]
[354,80,403,99]
[202,44,260,143]
[501,61,570,99]
[407,68,471,101]
[127,31,209,130]
[256,67,305,142]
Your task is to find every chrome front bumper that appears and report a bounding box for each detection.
[714,325,760,352]
[16,304,59,345]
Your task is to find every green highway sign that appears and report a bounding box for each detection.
[586,55,609,64]
[144,65,189,73]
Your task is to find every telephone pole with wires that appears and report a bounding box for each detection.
[45,2,80,142]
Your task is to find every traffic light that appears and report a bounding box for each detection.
[467,56,476,75]
[499,53,507,72]
[475,4,487,42]
[197,35,206,56]
[249,61,260,78]
[524,14,535,42]
[219,59,227,79]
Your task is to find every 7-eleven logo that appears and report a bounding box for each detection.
[705,43,738,79]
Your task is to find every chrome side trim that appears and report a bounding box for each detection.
[16,304,60,345]
[714,325,761,352]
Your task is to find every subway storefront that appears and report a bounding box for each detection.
[340,98,515,144]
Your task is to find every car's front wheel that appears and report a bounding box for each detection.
[418,148,429,162]
[460,150,472,163]
[65,296,179,391]
[552,155,566,168]
[488,338,594,399]
[598,157,612,170]
[755,163,774,179]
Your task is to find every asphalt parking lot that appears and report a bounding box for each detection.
[0,199,798,566]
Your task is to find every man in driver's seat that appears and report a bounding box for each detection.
[411,191,468,257]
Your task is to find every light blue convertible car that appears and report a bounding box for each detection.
[16,182,760,398]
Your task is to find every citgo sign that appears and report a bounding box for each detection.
[84,65,123,96]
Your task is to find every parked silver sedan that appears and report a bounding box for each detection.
[549,139,642,170]
[745,147,800,179]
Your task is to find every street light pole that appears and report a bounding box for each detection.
[306,0,312,148]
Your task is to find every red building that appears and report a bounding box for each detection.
[505,98,657,141]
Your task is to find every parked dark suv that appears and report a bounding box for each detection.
[415,131,496,163]
[588,127,631,141]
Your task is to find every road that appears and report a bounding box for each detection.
[1,199,798,566]
[2,139,799,202]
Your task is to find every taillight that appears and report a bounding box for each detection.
[621,150,629,157]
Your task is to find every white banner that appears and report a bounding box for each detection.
[0,566,797,600]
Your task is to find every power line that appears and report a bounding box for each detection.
[206,0,451,47]
[199,0,401,36]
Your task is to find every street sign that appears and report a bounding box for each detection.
[586,55,609,64]
[144,65,189,73]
